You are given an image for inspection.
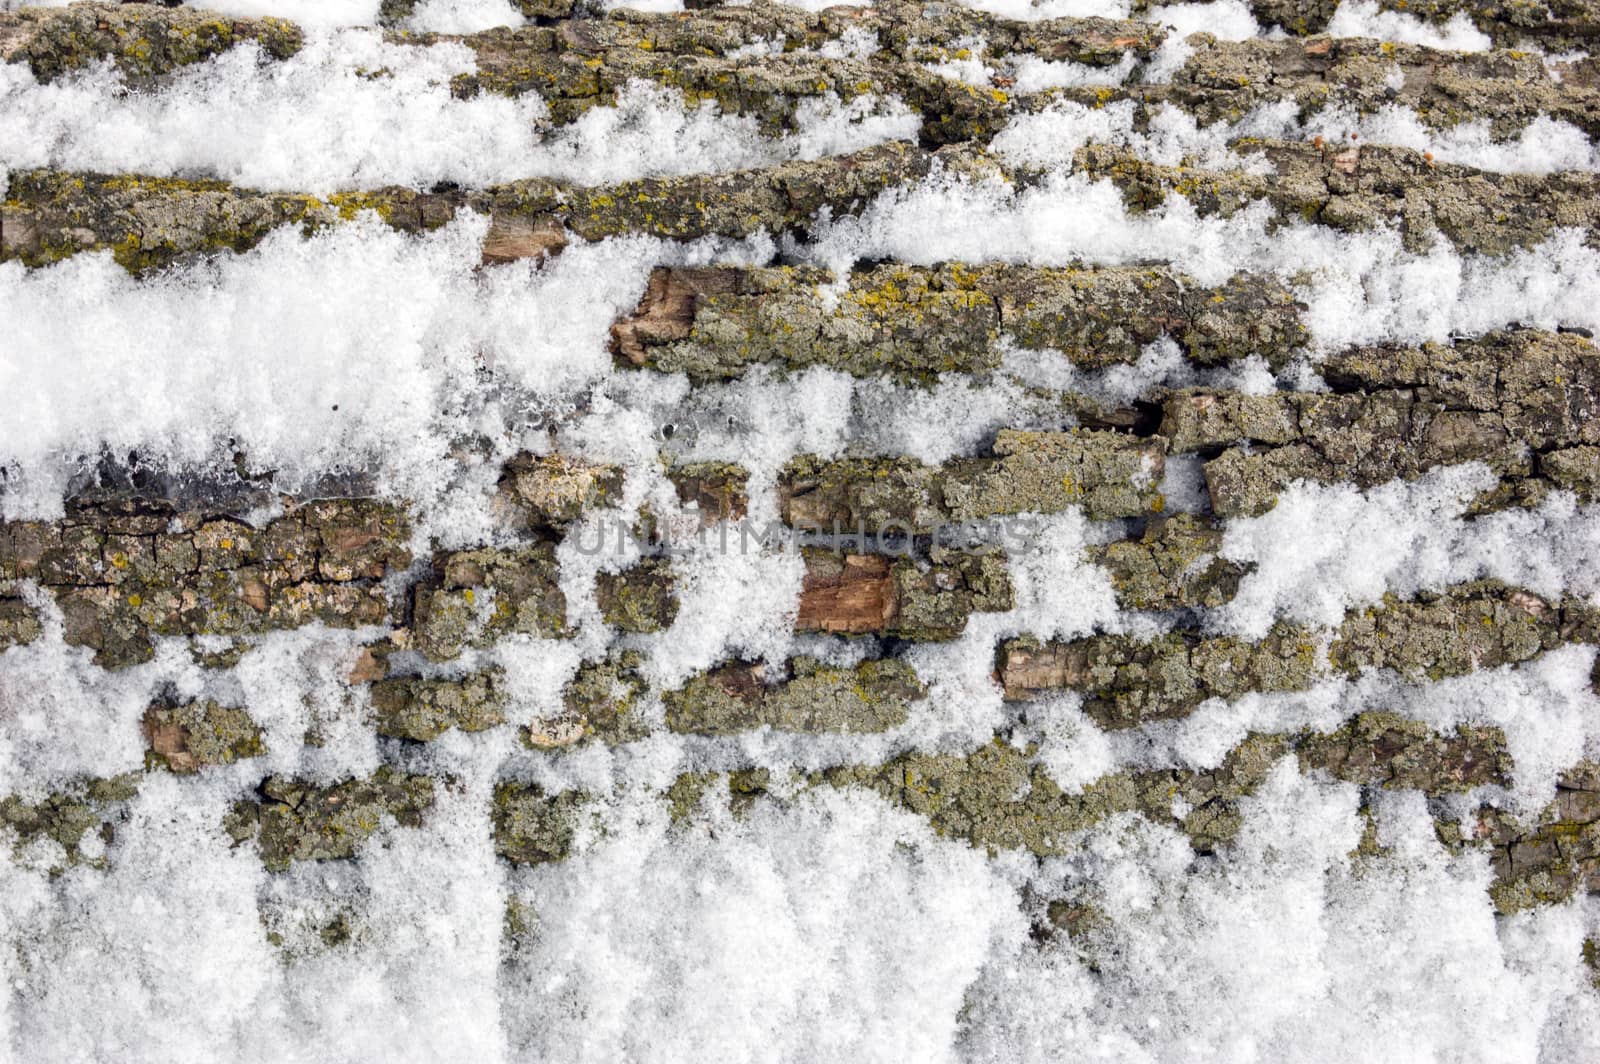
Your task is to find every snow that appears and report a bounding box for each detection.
[5,16,1589,192]
[954,0,1132,20]
[404,0,527,33]
[1149,0,1261,40]
[2,0,1599,1057]
[800,170,1600,348]
[502,787,1024,1062]
[1219,465,1600,638]
[0,38,917,193]
[4,751,1591,1061]
[962,762,1600,1061]
[995,97,1600,174]
[1326,0,1493,51]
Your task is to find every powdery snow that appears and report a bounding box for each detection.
[0,37,917,192]
[2,0,1599,1057]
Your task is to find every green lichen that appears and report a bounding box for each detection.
[1,499,409,669]
[369,670,507,742]
[1079,139,1600,256]
[531,650,652,749]
[413,544,567,661]
[492,781,586,865]
[1001,623,1318,728]
[895,549,1015,639]
[1297,711,1512,793]
[665,768,773,823]
[0,774,141,872]
[495,453,624,531]
[142,700,265,773]
[0,594,42,650]
[613,263,1306,382]
[822,732,1288,856]
[1088,513,1246,611]
[234,767,436,873]
[594,558,679,633]
[1001,580,1579,726]
[781,429,1164,530]
[665,656,925,735]
[667,460,751,523]
[9,4,303,85]
[1164,330,1600,518]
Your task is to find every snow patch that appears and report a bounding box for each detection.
[1326,0,1493,50]
[502,786,1025,1063]
[0,38,916,192]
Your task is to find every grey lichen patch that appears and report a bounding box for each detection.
[823,732,1289,856]
[1,2,303,85]
[492,781,586,865]
[0,592,42,649]
[594,558,679,633]
[1468,762,1600,913]
[1087,513,1246,611]
[1298,712,1512,793]
[530,650,651,749]
[142,700,265,773]
[546,141,937,243]
[1163,329,1600,517]
[665,767,773,823]
[0,498,410,669]
[4,143,936,273]
[664,656,925,735]
[818,715,1521,865]
[1001,624,1319,728]
[796,547,1013,641]
[369,670,507,741]
[942,429,1167,522]
[1002,581,1589,724]
[493,452,625,532]
[780,454,946,532]
[435,0,1159,143]
[993,264,1308,370]
[781,428,1165,530]
[230,768,436,873]
[1077,139,1600,256]
[412,544,567,661]
[0,774,141,871]
[1328,582,1566,681]
[611,263,1306,382]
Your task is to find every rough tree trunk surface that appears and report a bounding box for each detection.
[2,0,1600,1056]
